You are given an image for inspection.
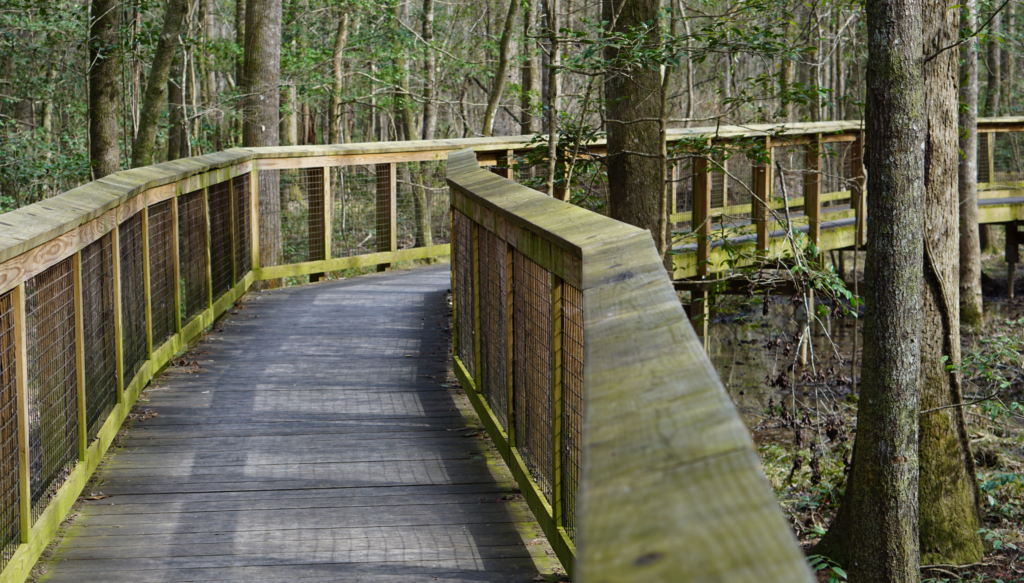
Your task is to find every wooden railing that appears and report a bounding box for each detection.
[0,119,1021,582]
[447,147,814,581]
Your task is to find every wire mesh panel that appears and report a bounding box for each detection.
[306,168,326,265]
[512,249,552,499]
[25,258,78,520]
[821,141,855,198]
[397,161,448,250]
[331,165,379,259]
[148,201,176,347]
[993,131,1024,185]
[773,145,807,202]
[725,151,754,215]
[178,189,209,323]
[0,291,19,571]
[478,227,508,431]
[81,234,116,440]
[452,210,474,378]
[279,169,318,266]
[561,281,584,542]
[233,173,252,277]
[120,212,147,383]
[208,179,233,298]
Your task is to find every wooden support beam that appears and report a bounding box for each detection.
[804,135,821,247]
[375,163,397,272]
[1007,221,1019,298]
[228,176,237,286]
[550,274,564,528]
[111,223,124,404]
[693,155,712,277]
[752,141,772,252]
[202,187,214,310]
[250,170,260,271]
[171,197,182,335]
[504,240,515,445]
[72,252,87,461]
[141,206,152,359]
[13,283,31,540]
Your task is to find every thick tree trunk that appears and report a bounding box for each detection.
[815,0,924,577]
[243,0,282,287]
[233,0,245,147]
[481,0,519,137]
[421,0,437,140]
[329,12,350,144]
[959,0,984,329]
[88,0,121,179]
[604,0,662,239]
[132,0,187,167]
[919,0,984,564]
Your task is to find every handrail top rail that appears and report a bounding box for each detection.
[3,115,1022,267]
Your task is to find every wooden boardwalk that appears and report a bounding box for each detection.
[37,265,557,583]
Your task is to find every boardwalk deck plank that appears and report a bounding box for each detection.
[37,265,555,583]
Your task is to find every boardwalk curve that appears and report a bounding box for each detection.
[38,265,556,583]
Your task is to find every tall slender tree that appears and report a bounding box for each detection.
[132,0,188,168]
[959,0,984,328]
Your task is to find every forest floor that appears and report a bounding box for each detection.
[725,249,1024,582]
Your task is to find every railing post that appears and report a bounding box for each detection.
[111,223,125,404]
[375,163,397,272]
[804,134,821,249]
[203,187,214,310]
[550,274,563,528]
[228,177,238,286]
[142,206,153,358]
[692,153,712,348]
[73,252,87,461]
[171,196,182,335]
[505,241,515,444]
[471,223,482,392]
[250,170,260,271]
[13,283,30,541]
[851,131,867,247]
[1006,221,1019,298]
[752,138,772,253]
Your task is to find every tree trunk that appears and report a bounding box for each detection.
[329,12,350,144]
[481,0,519,137]
[167,55,186,161]
[88,0,121,179]
[1000,3,1014,113]
[604,0,662,239]
[520,0,540,134]
[815,0,924,577]
[243,0,283,287]
[918,0,984,563]
[132,0,187,167]
[543,0,560,196]
[394,0,432,250]
[959,0,984,329]
[281,84,299,146]
[233,0,245,147]
[421,0,437,140]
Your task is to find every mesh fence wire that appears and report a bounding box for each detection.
[397,161,450,251]
[452,210,474,378]
[989,131,1024,186]
[233,173,252,277]
[821,141,855,200]
[478,227,508,431]
[178,189,209,323]
[561,281,584,543]
[512,249,552,500]
[119,212,147,384]
[0,291,19,571]
[331,165,379,260]
[258,170,282,272]
[278,169,326,273]
[208,179,233,298]
[148,200,176,347]
[81,234,117,441]
[25,257,78,521]
[772,145,807,202]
